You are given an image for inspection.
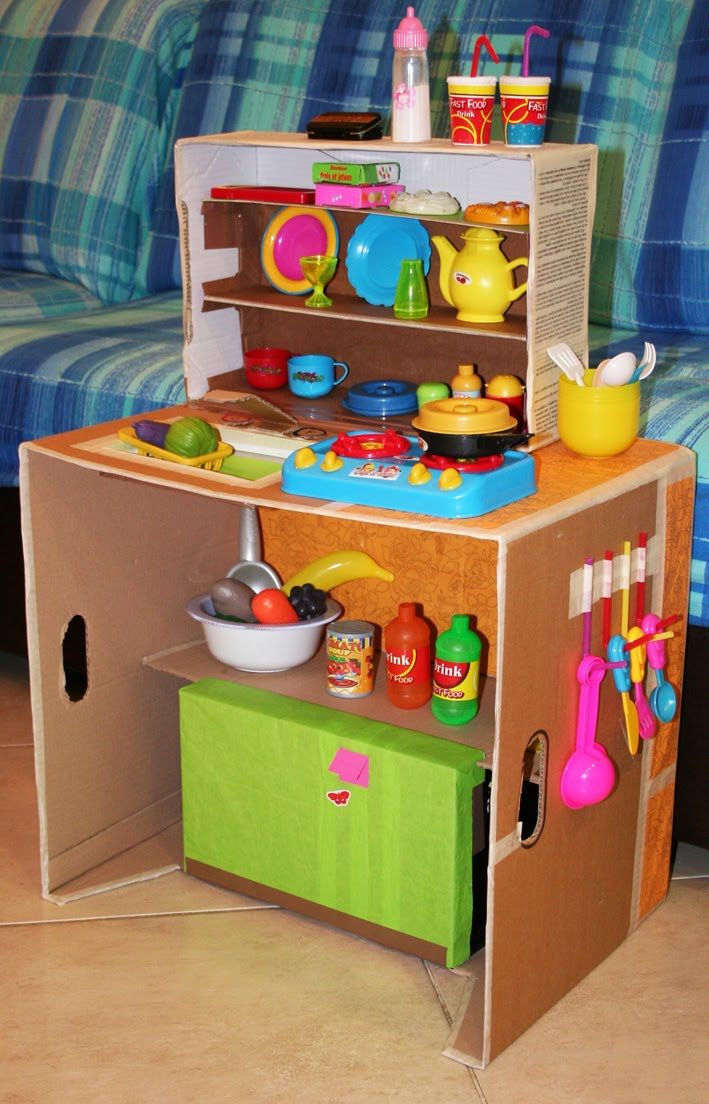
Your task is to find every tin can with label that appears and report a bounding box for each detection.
[326,621,375,698]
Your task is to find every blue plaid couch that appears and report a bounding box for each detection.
[1,0,707,627]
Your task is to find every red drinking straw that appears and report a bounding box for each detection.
[602,550,613,648]
[657,613,682,631]
[470,34,499,76]
[522,24,550,77]
[635,531,647,625]
[624,629,674,652]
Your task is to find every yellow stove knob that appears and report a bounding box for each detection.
[408,462,431,485]
[294,447,318,469]
[321,449,343,472]
[438,468,463,491]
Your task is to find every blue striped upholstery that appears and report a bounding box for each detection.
[0,269,105,322]
[0,0,202,304]
[0,292,185,479]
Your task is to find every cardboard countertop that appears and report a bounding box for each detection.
[22,402,694,542]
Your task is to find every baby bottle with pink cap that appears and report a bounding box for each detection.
[392,7,431,142]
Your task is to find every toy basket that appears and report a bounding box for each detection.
[117,428,233,471]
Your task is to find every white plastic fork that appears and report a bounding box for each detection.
[629,342,656,383]
[547,343,586,386]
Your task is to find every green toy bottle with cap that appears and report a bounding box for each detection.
[431,614,481,725]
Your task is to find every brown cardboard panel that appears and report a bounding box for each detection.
[199,197,529,389]
[200,202,529,319]
[236,309,527,389]
[639,783,674,919]
[23,452,241,892]
[50,823,182,903]
[484,485,660,1060]
[201,200,242,250]
[44,792,181,894]
[494,482,659,840]
[200,287,527,357]
[186,858,449,965]
[443,953,486,1068]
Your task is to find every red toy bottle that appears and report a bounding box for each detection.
[384,602,432,708]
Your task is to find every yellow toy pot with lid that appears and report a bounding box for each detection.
[432,227,528,323]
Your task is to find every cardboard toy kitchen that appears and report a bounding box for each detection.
[20,131,695,1069]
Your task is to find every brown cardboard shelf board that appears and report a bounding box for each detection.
[200,281,528,340]
[204,197,530,234]
[144,639,496,766]
[20,404,695,1068]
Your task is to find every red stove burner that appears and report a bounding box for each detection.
[421,452,505,474]
[331,430,411,459]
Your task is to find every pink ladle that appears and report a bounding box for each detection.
[560,654,617,810]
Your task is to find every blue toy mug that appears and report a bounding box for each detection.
[288,355,349,398]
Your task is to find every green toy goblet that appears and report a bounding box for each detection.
[300,254,338,309]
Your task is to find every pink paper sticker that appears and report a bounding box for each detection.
[328,748,370,788]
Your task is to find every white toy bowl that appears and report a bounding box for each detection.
[187,594,342,673]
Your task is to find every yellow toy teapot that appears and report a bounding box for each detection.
[432,227,528,323]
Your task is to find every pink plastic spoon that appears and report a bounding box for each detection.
[641,613,678,723]
[626,625,656,739]
[560,655,617,809]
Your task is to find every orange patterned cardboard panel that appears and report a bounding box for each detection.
[651,477,694,778]
[259,509,500,674]
[639,784,675,919]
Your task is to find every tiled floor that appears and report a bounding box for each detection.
[2,652,707,1103]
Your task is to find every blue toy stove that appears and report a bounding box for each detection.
[281,431,537,519]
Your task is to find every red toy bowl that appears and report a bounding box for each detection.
[243,347,291,390]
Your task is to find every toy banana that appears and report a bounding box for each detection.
[283,550,394,594]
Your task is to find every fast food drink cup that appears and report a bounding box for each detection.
[499,76,550,146]
[446,76,497,145]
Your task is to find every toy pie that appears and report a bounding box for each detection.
[463,200,529,226]
[389,189,460,215]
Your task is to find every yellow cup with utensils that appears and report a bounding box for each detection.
[557,372,640,458]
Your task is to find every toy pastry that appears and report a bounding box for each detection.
[389,189,461,215]
[463,200,529,225]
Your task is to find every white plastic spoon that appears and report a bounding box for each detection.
[629,342,656,383]
[593,350,637,387]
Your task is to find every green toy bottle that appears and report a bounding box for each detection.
[431,614,481,725]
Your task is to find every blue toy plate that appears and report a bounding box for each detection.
[345,215,431,306]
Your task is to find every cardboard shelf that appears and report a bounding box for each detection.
[205,198,530,235]
[200,280,528,341]
[143,638,496,767]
